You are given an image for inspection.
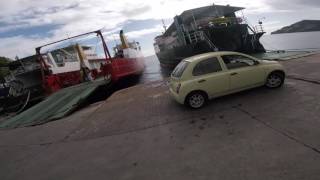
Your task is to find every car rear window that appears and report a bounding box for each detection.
[193,57,222,76]
[172,61,189,78]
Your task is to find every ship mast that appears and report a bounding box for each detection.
[191,11,197,30]
[212,3,219,17]
[162,19,167,32]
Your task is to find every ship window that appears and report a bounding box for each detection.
[172,61,189,78]
[222,55,256,69]
[50,47,79,67]
[42,55,53,66]
[193,57,222,76]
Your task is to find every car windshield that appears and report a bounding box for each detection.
[171,61,189,78]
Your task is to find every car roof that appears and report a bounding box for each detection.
[183,51,244,63]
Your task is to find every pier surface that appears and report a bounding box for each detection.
[1,54,320,180]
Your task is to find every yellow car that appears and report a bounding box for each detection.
[169,51,285,109]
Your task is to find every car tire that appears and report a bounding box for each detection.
[265,72,285,88]
[185,91,208,109]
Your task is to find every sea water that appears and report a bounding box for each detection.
[141,31,320,83]
[261,31,320,51]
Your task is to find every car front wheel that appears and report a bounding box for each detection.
[185,91,207,109]
[265,72,285,88]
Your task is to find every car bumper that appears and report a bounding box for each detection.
[169,88,185,105]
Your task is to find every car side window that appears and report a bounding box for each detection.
[172,61,189,78]
[222,55,256,70]
[193,57,222,76]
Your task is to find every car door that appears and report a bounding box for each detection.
[192,57,229,98]
[221,54,265,91]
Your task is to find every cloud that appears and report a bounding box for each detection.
[121,5,152,17]
[264,0,320,10]
[0,36,49,58]
[1,0,320,58]
[125,25,163,39]
[104,25,162,42]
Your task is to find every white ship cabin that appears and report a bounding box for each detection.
[43,45,106,75]
[113,41,143,59]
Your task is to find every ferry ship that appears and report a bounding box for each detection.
[154,4,266,67]
[5,30,145,99]
[36,30,145,93]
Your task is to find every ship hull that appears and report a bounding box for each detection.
[156,24,266,68]
[156,41,213,68]
[110,57,145,82]
[43,57,145,93]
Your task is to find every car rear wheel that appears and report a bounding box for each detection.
[186,91,207,109]
[265,72,284,88]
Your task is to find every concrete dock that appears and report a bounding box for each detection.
[1,54,320,180]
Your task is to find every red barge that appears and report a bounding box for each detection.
[1,30,145,112]
[36,30,145,93]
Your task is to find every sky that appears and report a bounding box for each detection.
[0,0,320,59]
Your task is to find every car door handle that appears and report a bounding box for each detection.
[230,72,238,76]
[198,79,206,83]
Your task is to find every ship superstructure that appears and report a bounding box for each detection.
[154,5,266,67]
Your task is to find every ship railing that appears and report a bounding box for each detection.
[254,25,264,33]
[189,31,205,43]
[200,31,218,51]
[184,31,218,51]
[187,31,199,43]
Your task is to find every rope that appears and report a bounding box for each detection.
[16,90,31,114]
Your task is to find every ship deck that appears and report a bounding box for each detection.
[1,53,320,179]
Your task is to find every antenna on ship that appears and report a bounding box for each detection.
[258,17,266,33]
[191,11,198,30]
[162,19,167,32]
[112,34,118,45]
[212,3,219,17]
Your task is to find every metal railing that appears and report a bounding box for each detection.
[184,31,218,51]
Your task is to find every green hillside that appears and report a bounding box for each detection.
[0,57,12,82]
[271,20,320,34]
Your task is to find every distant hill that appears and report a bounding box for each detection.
[0,56,11,65]
[0,57,12,81]
[271,20,320,34]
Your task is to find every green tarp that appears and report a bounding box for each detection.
[0,79,109,129]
